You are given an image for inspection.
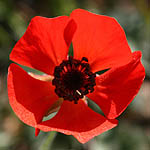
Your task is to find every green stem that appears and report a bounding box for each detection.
[40,131,57,150]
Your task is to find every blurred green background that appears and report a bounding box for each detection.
[0,0,150,150]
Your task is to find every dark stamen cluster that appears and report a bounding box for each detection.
[52,56,96,104]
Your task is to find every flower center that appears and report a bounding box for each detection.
[52,56,96,104]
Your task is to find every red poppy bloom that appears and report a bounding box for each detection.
[7,9,145,143]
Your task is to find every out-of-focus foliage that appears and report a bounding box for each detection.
[0,0,150,150]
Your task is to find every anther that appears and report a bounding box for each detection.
[81,57,88,62]
[52,56,96,104]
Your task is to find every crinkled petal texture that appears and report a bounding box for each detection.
[37,100,118,143]
[71,9,132,72]
[10,16,76,75]
[88,51,145,119]
[7,63,58,126]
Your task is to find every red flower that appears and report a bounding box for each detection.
[7,9,145,143]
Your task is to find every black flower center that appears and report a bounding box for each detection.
[63,70,84,90]
[52,56,96,104]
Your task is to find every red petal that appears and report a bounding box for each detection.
[88,51,145,119]
[7,63,58,126]
[35,128,40,137]
[37,100,118,143]
[64,19,77,47]
[71,9,132,72]
[10,16,76,75]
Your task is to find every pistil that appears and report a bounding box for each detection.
[52,56,96,104]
